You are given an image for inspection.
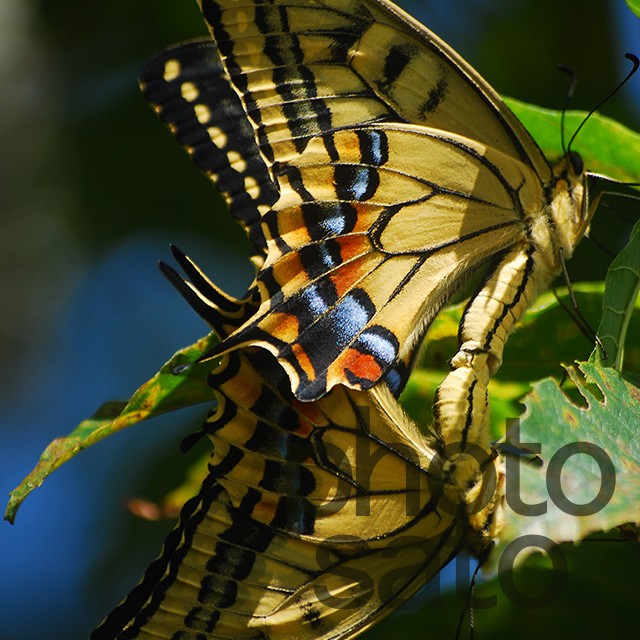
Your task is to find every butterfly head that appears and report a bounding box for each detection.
[543,150,590,262]
[440,447,504,553]
[442,452,483,503]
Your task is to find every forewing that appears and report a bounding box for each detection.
[196,0,551,178]
[190,0,551,398]
[140,39,278,262]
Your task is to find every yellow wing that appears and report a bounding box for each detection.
[94,2,595,635]
[198,0,550,174]
[90,260,470,640]
[194,0,588,400]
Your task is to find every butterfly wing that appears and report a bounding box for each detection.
[139,34,429,398]
[192,0,555,399]
[90,284,462,640]
[198,0,550,175]
[140,39,279,264]
[219,123,545,399]
[161,245,417,397]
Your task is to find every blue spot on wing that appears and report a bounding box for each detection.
[329,291,375,348]
[356,327,399,365]
[301,283,330,317]
[281,288,376,396]
[382,366,403,396]
[358,129,389,166]
[370,132,384,164]
[323,210,347,235]
[352,167,373,200]
[335,165,379,201]
[301,202,358,240]
[299,240,342,279]
[318,245,338,269]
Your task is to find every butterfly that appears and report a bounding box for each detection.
[90,247,502,640]
[189,0,591,406]
[94,0,604,635]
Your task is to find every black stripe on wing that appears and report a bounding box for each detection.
[140,39,279,258]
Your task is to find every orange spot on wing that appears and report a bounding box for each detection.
[252,495,278,523]
[339,349,383,385]
[352,202,385,232]
[330,268,361,298]
[223,360,264,407]
[339,130,363,159]
[292,343,316,381]
[276,205,311,247]
[294,398,327,427]
[329,253,378,298]
[325,237,375,297]
[271,252,304,287]
[267,312,300,343]
[337,235,370,262]
[289,409,317,437]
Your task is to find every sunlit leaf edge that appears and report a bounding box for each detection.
[5,331,219,523]
[626,0,640,19]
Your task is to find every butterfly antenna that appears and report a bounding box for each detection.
[567,53,639,153]
[556,63,578,154]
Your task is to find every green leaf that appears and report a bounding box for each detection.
[497,285,606,383]
[505,98,640,183]
[626,0,640,18]
[591,219,640,370]
[4,332,219,524]
[495,362,640,567]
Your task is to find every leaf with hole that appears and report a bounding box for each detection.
[494,361,640,569]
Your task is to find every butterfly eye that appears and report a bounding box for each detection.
[568,151,584,176]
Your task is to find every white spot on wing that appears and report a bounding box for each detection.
[228,150,248,172]
[194,103,211,124]
[180,81,199,102]
[208,126,228,147]
[163,59,181,82]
